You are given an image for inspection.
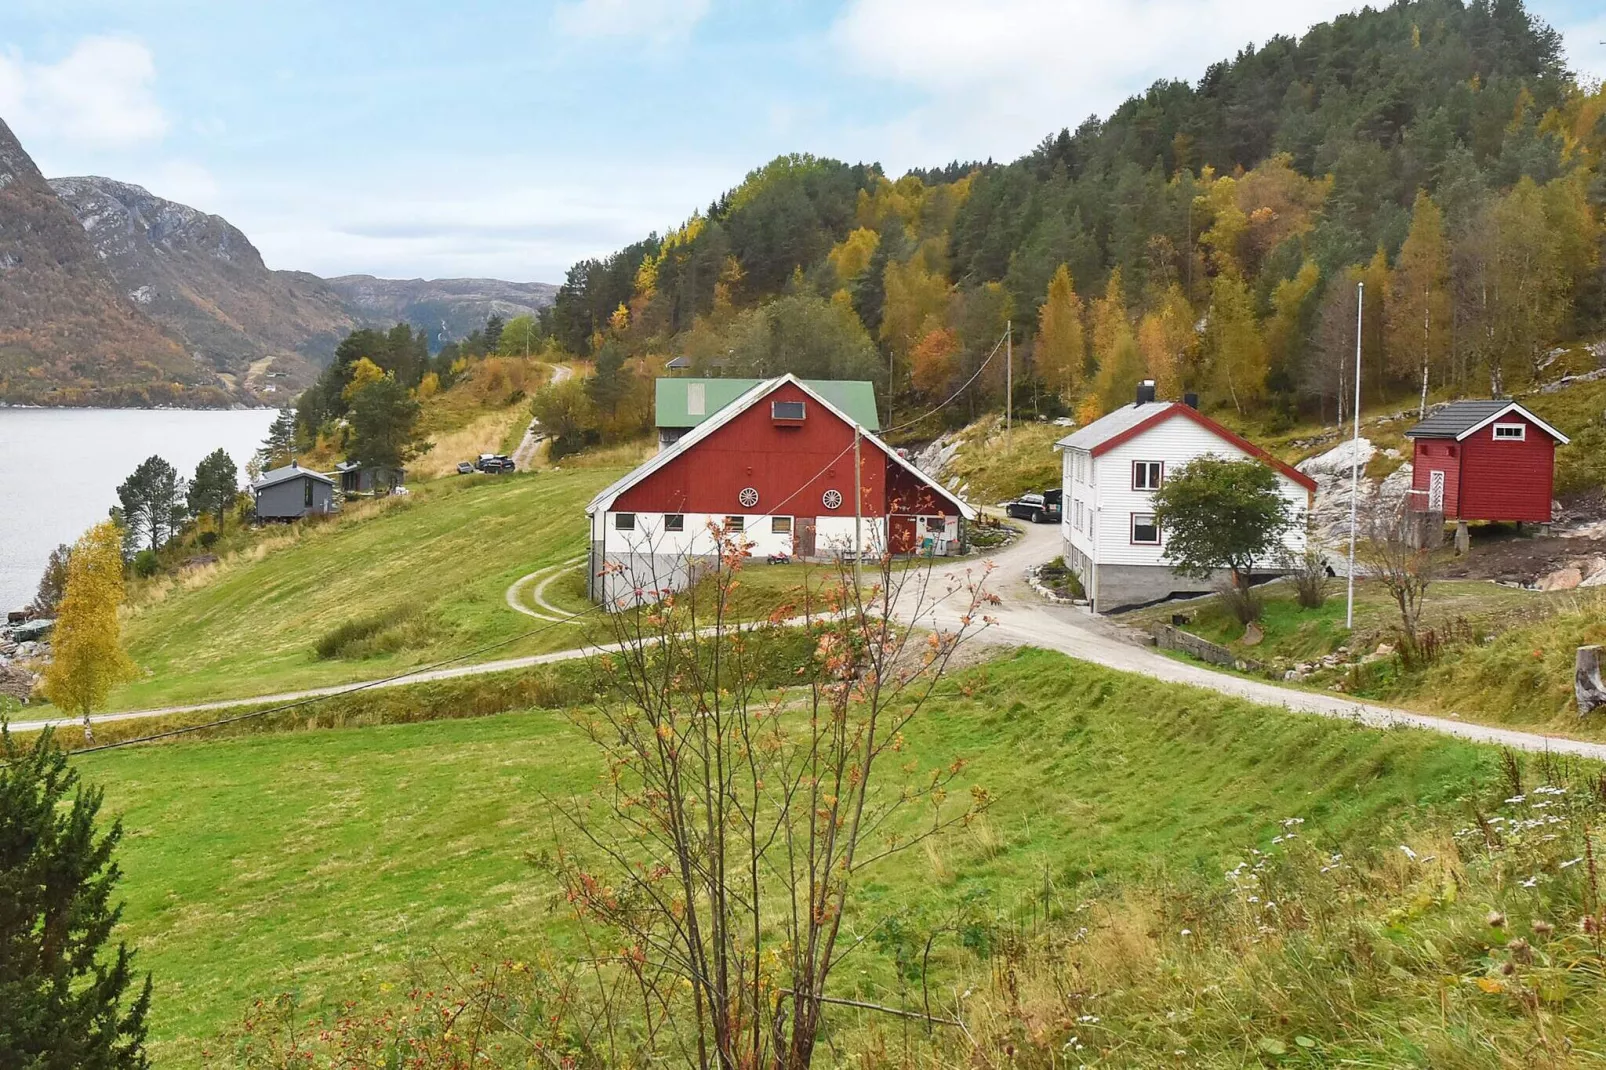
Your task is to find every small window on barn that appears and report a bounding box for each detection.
[925,516,946,532]
[1131,513,1160,545]
[771,400,806,422]
[1132,461,1163,490]
[687,383,706,417]
[664,513,684,532]
[772,516,792,534]
[615,513,636,530]
[1493,423,1526,441]
[725,515,745,532]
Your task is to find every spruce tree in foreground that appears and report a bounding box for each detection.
[0,726,152,1069]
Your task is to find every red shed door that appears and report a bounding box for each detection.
[889,515,917,554]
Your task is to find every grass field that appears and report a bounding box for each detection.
[108,468,621,710]
[75,647,1503,1065]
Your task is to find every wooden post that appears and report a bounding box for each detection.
[1578,646,1606,718]
[1454,521,1470,555]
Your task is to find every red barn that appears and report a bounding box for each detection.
[586,375,973,606]
[1404,400,1568,529]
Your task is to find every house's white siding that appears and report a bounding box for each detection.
[600,511,889,559]
[1083,420,1308,568]
[1061,447,1097,564]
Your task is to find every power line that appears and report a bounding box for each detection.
[880,327,1011,437]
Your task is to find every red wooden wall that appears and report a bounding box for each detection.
[614,382,886,518]
[1456,414,1556,522]
[1410,440,1463,518]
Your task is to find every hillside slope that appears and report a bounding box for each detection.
[48,176,358,392]
[0,119,218,406]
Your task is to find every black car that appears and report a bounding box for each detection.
[475,454,515,472]
[1006,489,1062,524]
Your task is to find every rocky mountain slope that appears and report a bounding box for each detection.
[0,118,221,406]
[324,275,556,347]
[49,176,358,393]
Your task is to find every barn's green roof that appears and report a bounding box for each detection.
[655,377,880,431]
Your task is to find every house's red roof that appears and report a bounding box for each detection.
[1077,402,1318,493]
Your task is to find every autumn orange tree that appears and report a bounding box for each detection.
[42,521,134,741]
[554,529,997,1069]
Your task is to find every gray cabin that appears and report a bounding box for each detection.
[252,463,337,520]
[334,461,404,495]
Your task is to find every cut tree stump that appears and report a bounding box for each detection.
[1578,646,1606,718]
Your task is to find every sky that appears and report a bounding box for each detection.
[2,0,1602,285]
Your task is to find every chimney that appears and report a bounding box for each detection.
[1183,392,1199,409]
[290,460,298,469]
[1135,379,1156,406]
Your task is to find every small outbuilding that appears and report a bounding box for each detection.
[252,462,337,521]
[1404,400,1568,533]
[334,460,405,495]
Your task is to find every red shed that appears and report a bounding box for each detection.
[1404,400,1569,523]
[586,375,973,605]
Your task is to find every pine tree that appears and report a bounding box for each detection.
[115,457,184,556]
[256,410,297,471]
[0,726,152,1068]
[41,522,134,741]
[186,449,239,529]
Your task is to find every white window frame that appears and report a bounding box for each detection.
[1131,512,1160,546]
[664,513,685,532]
[1492,422,1526,441]
[1132,460,1163,491]
[771,516,792,534]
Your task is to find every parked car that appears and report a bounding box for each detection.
[457,461,475,475]
[1006,491,1061,524]
[475,454,515,472]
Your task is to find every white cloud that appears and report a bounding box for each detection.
[147,160,220,209]
[553,0,712,41]
[0,36,169,148]
[830,0,1359,166]
[1558,12,1605,83]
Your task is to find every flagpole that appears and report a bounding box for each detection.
[1346,281,1363,630]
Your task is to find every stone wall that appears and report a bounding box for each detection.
[1150,622,1262,672]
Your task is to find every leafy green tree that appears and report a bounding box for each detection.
[530,376,599,456]
[115,457,184,556]
[0,725,152,1069]
[495,315,541,357]
[346,375,428,476]
[1150,455,1293,620]
[185,449,239,529]
[721,293,883,386]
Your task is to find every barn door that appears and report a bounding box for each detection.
[889,515,917,554]
[796,518,817,559]
[1428,469,1445,512]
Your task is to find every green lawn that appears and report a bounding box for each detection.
[79,648,1500,1066]
[109,468,622,709]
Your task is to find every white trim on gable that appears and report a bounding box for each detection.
[1455,402,1569,445]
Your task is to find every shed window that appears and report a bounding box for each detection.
[1131,513,1160,545]
[664,513,684,532]
[615,513,636,531]
[771,400,806,422]
[771,516,792,534]
[725,516,745,532]
[1492,423,1526,441]
[304,479,313,507]
[1132,461,1163,490]
[925,516,946,532]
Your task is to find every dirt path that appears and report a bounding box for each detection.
[505,557,586,623]
[511,363,574,471]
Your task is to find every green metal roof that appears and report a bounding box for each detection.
[655,377,880,430]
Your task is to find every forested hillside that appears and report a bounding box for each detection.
[537,0,1604,442]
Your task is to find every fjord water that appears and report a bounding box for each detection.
[0,408,279,612]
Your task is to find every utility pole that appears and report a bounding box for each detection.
[853,424,864,594]
[1005,320,1013,456]
[1346,281,1364,630]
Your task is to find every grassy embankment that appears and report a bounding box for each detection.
[103,467,622,711]
[1133,580,1606,735]
[74,647,1505,1066]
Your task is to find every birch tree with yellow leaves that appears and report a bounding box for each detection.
[42,521,134,742]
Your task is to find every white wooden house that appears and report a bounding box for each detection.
[1055,383,1316,613]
